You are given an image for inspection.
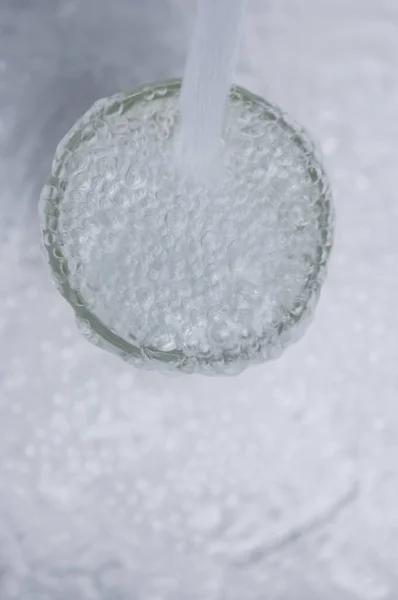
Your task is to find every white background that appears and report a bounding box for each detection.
[1,1,398,598]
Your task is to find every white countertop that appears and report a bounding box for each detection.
[1,1,397,598]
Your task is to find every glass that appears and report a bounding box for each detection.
[39,80,334,375]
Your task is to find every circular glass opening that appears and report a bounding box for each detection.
[39,80,334,375]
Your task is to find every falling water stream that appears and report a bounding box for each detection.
[178,0,245,172]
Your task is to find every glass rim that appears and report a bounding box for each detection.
[40,78,334,371]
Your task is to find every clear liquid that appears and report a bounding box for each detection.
[178,0,245,172]
[48,85,332,374]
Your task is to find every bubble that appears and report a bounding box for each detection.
[39,81,334,375]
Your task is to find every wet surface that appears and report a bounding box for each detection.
[1,0,398,598]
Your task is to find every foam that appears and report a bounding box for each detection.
[40,83,333,374]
